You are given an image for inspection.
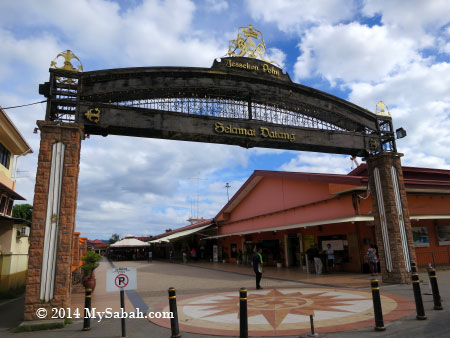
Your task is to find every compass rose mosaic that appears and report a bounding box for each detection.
[150,287,414,336]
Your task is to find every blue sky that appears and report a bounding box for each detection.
[1,0,449,239]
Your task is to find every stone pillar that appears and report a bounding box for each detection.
[24,121,83,321]
[367,152,415,284]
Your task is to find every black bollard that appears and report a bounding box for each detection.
[427,269,443,310]
[168,287,181,338]
[411,262,417,273]
[83,288,92,331]
[120,289,126,337]
[239,288,248,338]
[411,270,427,320]
[371,279,386,331]
[309,314,315,335]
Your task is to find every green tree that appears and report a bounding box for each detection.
[108,233,120,244]
[12,204,33,222]
[165,228,173,232]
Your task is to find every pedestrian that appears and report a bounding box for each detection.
[191,247,196,261]
[306,246,316,273]
[252,247,263,289]
[182,250,187,263]
[366,245,378,276]
[148,250,152,263]
[308,244,322,274]
[325,244,334,273]
[169,249,174,262]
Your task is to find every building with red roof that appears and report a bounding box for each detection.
[211,165,450,272]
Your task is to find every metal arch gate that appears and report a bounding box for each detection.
[40,57,395,155]
[25,55,415,321]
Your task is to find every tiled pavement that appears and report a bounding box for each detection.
[113,260,414,336]
[2,259,450,337]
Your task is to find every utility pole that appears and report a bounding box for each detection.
[225,182,231,201]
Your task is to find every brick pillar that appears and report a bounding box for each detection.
[72,232,81,271]
[80,237,88,257]
[367,152,415,284]
[24,121,83,321]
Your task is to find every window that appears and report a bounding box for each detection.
[0,195,7,215]
[0,143,11,169]
[5,198,13,216]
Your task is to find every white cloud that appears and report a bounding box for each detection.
[246,0,357,32]
[279,153,354,174]
[0,0,225,69]
[362,0,450,49]
[294,23,420,84]
[265,47,286,69]
[204,0,229,12]
[348,62,450,168]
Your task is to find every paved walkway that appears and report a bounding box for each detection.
[179,260,375,288]
[1,260,450,338]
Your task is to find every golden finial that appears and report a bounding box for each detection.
[226,24,280,66]
[375,100,391,116]
[50,50,83,72]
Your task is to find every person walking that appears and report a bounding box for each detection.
[252,247,263,289]
[366,244,378,276]
[148,250,152,263]
[311,245,322,274]
[306,246,316,273]
[325,244,334,273]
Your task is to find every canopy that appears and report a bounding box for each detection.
[110,235,150,247]
[149,224,211,244]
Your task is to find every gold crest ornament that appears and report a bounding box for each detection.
[369,138,379,151]
[226,24,280,66]
[375,100,391,116]
[50,50,83,84]
[85,108,101,123]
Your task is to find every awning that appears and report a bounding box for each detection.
[149,224,212,244]
[0,182,26,200]
[207,215,374,239]
[148,238,170,244]
[110,236,150,247]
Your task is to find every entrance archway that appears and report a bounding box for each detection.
[25,26,415,320]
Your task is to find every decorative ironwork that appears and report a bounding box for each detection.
[376,100,390,116]
[369,138,379,151]
[226,24,279,66]
[85,108,101,123]
[114,97,345,132]
[41,52,397,155]
[50,50,83,72]
[50,50,83,85]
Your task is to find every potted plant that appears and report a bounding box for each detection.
[81,251,102,290]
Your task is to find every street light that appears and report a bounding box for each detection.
[396,127,407,139]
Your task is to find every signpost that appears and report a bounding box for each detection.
[107,267,137,337]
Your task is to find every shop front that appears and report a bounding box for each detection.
[212,166,450,272]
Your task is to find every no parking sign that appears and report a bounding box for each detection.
[106,267,137,292]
